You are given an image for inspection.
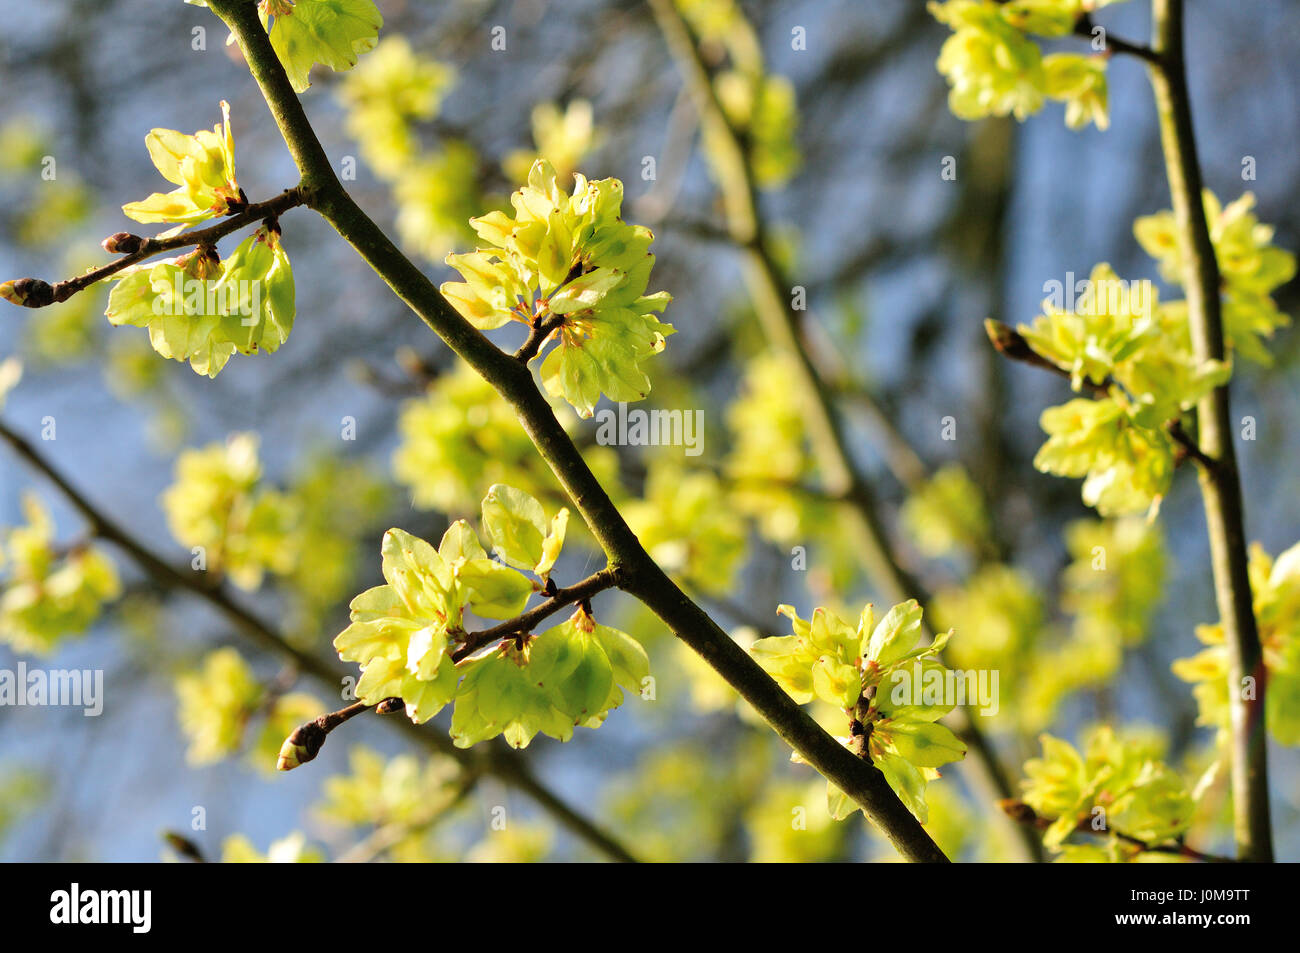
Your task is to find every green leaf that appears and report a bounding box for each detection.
[121,101,240,228]
[440,252,527,330]
[480,484,548,571]
[1000,0,1084,38]
[214,228,296,356]
[399,662,458,724]
[875,751,929,822]
[437,519,487,564]
[534,508,568,580]
[266,0,384,94]
[0,493,122,656]
[404,624,448,680]
[1034,396,1173,517]
[332,526,467,720]
[1021,733,1088,819]
[1267,671,1300,745]
[445,607,647,750]
[810,656,861,709]
[104,227,295,378]
[930,0,1047,124]
[457,558,534,619]
[749,634,816,704]
[450,643,572,749]
[1041,52,1108,131]
[380,527,453,620]
[864,599,924,666]
[826,782,857,821]
[446,159,673,418]
[591,619,651,696]
[881,717,967,768]
[334,587,415,667]
[547,267,624,314]
[542,616,615,727]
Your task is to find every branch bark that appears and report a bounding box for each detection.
[205,0,949,862]
[1147,0,1272,863]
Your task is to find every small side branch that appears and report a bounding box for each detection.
[985,320,1220,472]
[451,568,622,662]
[513,314,565,363]
[1,187,307,309]
[1074,15,1161,66]
[1001,800,1236,863]
[1166,419,1217,471]
[983,318,1112,396]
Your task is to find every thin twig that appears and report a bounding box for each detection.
[1166,419,1217,471]
[1000,800,1235,863]
[1,188,307,308]
[1074,15,1162,65]
[451,568,621,662]
[983,318,1113,396]
[277,700,373,770]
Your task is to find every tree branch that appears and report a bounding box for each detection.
[984,320,1220,475]
[205,0,950,863]
[1074,15,1161,65]
[1001,800,1236,863]
[0,188,307,309]
[984,318,1114,396]
[0,417,639,864]
[1148,0,1272,862]
[451,569,622,663]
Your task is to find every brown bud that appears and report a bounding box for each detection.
[276,719,328,771]
[998,798,1040,826]
[162,831,206,863]
[983,318,1036,362]
[102,231,145,255]
[374,697,404,715]
[0,278,55,309]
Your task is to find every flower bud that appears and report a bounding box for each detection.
[102,232,145,255]
[0,277,55,308]
[275,719,327,771]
